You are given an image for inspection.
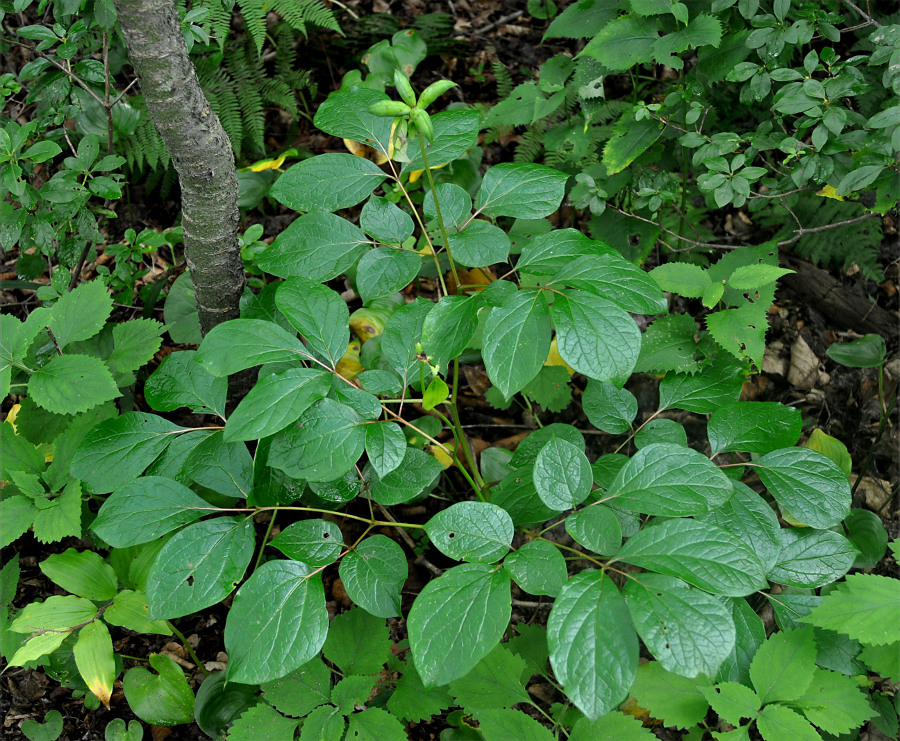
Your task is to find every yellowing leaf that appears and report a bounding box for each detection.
[343,138,389,165]
[5,403,20,431]
[545,338,576,376]
[408,161,449,183]
[336,340,364,381]
[816,184,844,201]
[242,148,299,172]
[73,621,116,709]
[428,442,455,469]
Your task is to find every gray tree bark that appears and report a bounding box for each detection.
[114,0,243,335]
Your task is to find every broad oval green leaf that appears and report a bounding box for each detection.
[616,518,767,597]
[475,162,568,219]
[314,88,393,157]
[503,539,568,597]
[582,379,637,434]
[768,528,857,588]
[716,597,766,686]
[223,368,332,442]
[339,534,408,618]
[73,620,115,708]
[658,357,744,413]
[566,504,622,555]
[533,437,593,511]
[708,402,802,455]
[124,653,195,726]
[147,517,255,620]
[423,183,471,230]
[258,211,369,281]
[548,570,638,720]
[602,112,664,174]
[421,295,480,374]
[825,334,886,368]
[30,354,120,415]
[482,289,551,398]
[276,278,350,368]
[424,502,514,563]
[40,548,117,601]
[268,398,365,483]
[367,446,444,505]
[553,290,641,382]
[408,563,511,687]
[402,109,481,173]
[753,447,851,529]
[144,350,226,417]
[182,430,253,499]
[270,153,386,212]
[195,318,315,376]
[270,519,344,566]
[624,574,735,678]
[9,594,97,634]
[380,298,432,382]
[447,219,511,268]
[606,443,732,516]
[46,278,112,349]
[364,421,407,479]
[356,248,422,304]
[360,195,415,244]
[71,412,185,494]
[225,560,328,684]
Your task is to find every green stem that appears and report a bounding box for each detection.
[167,622,209,676]
[417,129,461,292]
[449,357,487,492]
[253,510,277,572]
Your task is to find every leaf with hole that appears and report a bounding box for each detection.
[425,502,514,563]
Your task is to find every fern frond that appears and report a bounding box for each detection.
[272,0,340,36]
[492,61,513,98]
[514,127,544,163]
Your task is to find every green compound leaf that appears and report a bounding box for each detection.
[476,708,554,741]
[268,398,365,483]
[753,447,851,529]
[699,481,782,574]
[801,573,900,646]
[548,570,638,720]
[225,559,328,684]
[566,504,622,556]
[447,219,511,268]
[533,436,593,511]
[259,211,369,282]
[276,277,350,368]
[270,519,344,567]
[475,162,568,219]
[224,368,332,442]
[793,667,875,735]
[768,528,857,588]
[365,422,407,479]
[71,412,185,494]
[387,657,454,722]
[629,661,711,730]
[749,626,817,704]
[448,644,530,712]
[708,401,802,455]
[582,380,637,434]
[123,653,195,726]
[29,354,120,415]
[226,704,299,741]
[606,443,732,516]
[346,707,407,741]
[702,682,761,727]
[40,548,117,601]
[147,517,255,620]
[356,248,422,304]
[635,314,700,374]
[270,153,386,212]
[314,88,393,157]
[756,702,820,741]
[144,350,226,417]
[616,518,767,597]
[658,356,745,413]
[425,501,514,563]
[483,289,551,397]
[338,534,407,618]
[322,607,390,675]
[196,318,315,376]
[300,705,345,741]
[706,301,769,369]
[503,539,567,597]
[624,574,735,678]
[367,446,444,505]
[403,109,481,173]
[360,195,415,244]
[46,278,112,349]
[553,290,642,382]
[408,563,511,687]
[260,657,332,717]
[570,711,656,741]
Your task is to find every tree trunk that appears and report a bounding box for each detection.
[114,0,243,335]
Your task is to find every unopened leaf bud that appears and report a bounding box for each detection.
[417,80,457,109]
[393,69,418,108]
[369,100,412,118]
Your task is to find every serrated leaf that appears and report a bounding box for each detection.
[607,443,732,515]
[475,163,568,219]
[345,706,407,741]
[322,608,390,676]
[258,211,369,281]
[367,446,443,505]
[30,354,120,415]
[477,708,555,741]
[625,574,735,678]
[123,653,195,726]
[708,402,801,455]
[260,657,332,717]
[270,519,343,567]
[1,498,34,549]
[616,518,767,596]
[652,14,723,65]
[73,620,115,708]
[226,704,299,741]
[635,314,699,374]
[270,153,386,212]
[658,356,744,413]
[794,667,875,734]
[548,570,638,720]
[749,626,816,704]
[447,644,530,713]
[147,517,255,620]
[276,278,350,368]
[483,289,550,397]
[503,539,567,597]
[268,398,364,483]
[108,318,164,379]
[31,480,82,544]
[602,112,663,174]
[195,318,315,376]
[650,263,711,298]
[40,548,117,600]
[566,504,622,555]
[333,674,376,715]
[408,563,511,687]
[47,279,112,349]
[522,365,572,413]
[769,528,857,588]
[356,248,421,304]
[706,302,769,368]
[224,368,332,442]
[753,448,850,529]
[144,350,226,417]
[71,412,185,493]
[300,705,345,741]
[338,534,407,618]
[571,711,656,741]
[533,436,592,511]
[387,658,453,722]
[545,0,618,39]
[756,703,820,741]
[801,573,900,646]
[629,661,711,729]
[225,559,328,684]
[582,14,659,70]
[425,502,514,563]
[702,682,760,726]
[553,290,642,382]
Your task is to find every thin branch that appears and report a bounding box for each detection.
[476,10,524,34]
[776,212,880,248]
[839,0,881,28]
